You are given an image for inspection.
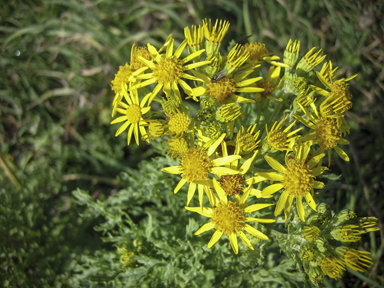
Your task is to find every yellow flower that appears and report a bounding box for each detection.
[186,178,275,254]
[202,19,230,56]
[130,43,152,72]
[254,66,284,102]
[184,24,205,54]
[163,136,189,159]
[320,255,345,279]
[311,61,357,117]
[163,109,191,138]
[134,36,211,103]
[266,115,302,151]
[161,133,241,208]
[236,124,261,154]
[242,42,289,68]
[296,47,326,76]
[190,68,263,104]
[111,63,148,117]
[110,85,150,145]
[337,248,373,273]
[259,142,325,222]
[303,225,321,242]
[293,103,350,166]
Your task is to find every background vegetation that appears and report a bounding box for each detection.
[1,0,383,287]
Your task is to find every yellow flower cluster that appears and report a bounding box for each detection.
[108,20,377,281]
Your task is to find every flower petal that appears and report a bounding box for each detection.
[244,224,268,240]
[111,116,128,125]
[211,155,241,167]
[207,133,226,156]
[313,181,325,189]
[239,151,258,175]
[237,231,254,250]
[307,153,326,169]
[181,48,205,63]
[207,230,223,248]
[229,233,239,254]
[258,172,284,181]
[264,155,286,173]
[304,193,317,211]
[245,217,276,223]
[174,178,187,194]
[213,178,227,203]
[195,222,215,235]
[210,166,239,175]
[284,195,294,221]
[274,191,289,216]
[186,182,197,206]
[161,166,182,174]
[335,146,350,162]
[115,121,130,137]
[185,206,213,217]
[261,183,285,196]
[127,123,134,145]
[244,203,274,213]
[296,196,305,222]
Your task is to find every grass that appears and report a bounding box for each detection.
[1,0,383,287]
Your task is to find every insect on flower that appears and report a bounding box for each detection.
[211,69,228,83]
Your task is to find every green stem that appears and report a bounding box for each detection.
[0,151,21,190]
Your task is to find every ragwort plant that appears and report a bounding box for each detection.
[75,19,380,287]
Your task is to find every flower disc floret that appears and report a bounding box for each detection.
[242,42,269,61]
[126,104,142,123]
[207,77,236,104]
[211,201,246,235]
[315,117,341,151]
[180,148,211,182]
[220,174,245,196]
[168,112,189,135]
[283,159,314,197]
[153,57,184,85]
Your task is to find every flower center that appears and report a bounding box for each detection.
[320,256,345,279]
[283,159,314,197]
[242,42,269,61]
[131,46,151,71]
[126,104,142,124]
[168,112,189,135]
[258,80,274,97]
[220,174,245,196]
[314,117,341,150]
[111,63,132,94]
[268,130,287,150]
[180,148,211,182]
[211,201,246,235]
[153,57,184,85]
[207,77,236,104]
